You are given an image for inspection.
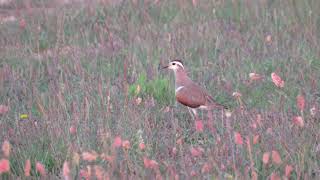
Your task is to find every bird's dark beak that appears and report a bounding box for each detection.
[162,65,169,69]
[158,64,168,71]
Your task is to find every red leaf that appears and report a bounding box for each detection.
[195,120,204,132]
[36,162,46,176]
[251,170,258,180]
[234,132,243,145]
[285,164,294,177]
[2,140,10,157]
[271,72,284,88]
[262,152,270,164]
[253,135,260,145]
[63,161,70,179]
[296,94,305,111]
[0,159,10,174]
[249,73,262,81]
[24,159,31,176]
[256,114,262,127]
[100,153,114,163]
[94,165,104,180]
[270,172,281,180]
[82,151,98,162]
[271,150,282,164]
[19,18,26,29]
[192,0,197,7]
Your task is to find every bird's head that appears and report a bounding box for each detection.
[161,59,184,71]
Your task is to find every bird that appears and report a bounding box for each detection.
[160,59,226,120]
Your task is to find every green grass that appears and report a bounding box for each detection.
[0,0,319,179]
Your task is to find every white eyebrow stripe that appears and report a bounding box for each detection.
[175,86,184,93]
[175,62,184,69]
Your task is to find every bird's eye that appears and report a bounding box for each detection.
[172,63,176,65]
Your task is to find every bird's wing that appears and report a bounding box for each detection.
[192,82,227,109]
[175,83,206,108]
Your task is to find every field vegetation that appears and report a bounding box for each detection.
[0,0,319,179]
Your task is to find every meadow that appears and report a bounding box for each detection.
[0,0,319,179]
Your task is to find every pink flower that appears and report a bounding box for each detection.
[79,168,90,179]
[271,72,284,88]
[36,161,46,176]
[176,138,183,145]
[0,159,10,174]
[234,132,243,145]
[122,140,131,150]
[94,165,104,180]
[63,161,70,179]
[172,147,177,156]
[100,153,114,163]
[251,122,257,129]
[0,105,9,115]
[139,142,146,150]
[113,136,122,148]
[201,162,211,173]
[69,125,77,135]
[195,120,204,132]
[292,116,304,127]
[192,0,197,7]
[190,147,204,157]
[82,151,98,162]
[143,157,158,169]
[190,170,197,176]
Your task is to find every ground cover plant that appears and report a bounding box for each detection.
[0,0,319,179]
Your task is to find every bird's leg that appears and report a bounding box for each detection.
[187,107,194,119]
[188,108,199,121]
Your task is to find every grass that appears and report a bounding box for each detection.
[0,0,319,179]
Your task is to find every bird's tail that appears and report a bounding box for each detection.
[207,102,228,110]
[205,95,229,110]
